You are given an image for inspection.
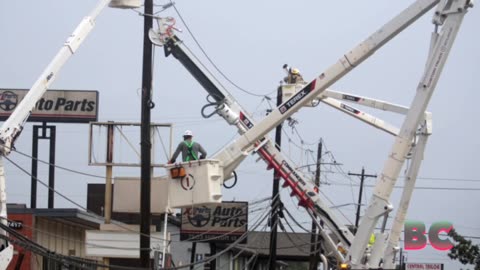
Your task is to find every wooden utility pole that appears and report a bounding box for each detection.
[308,140,322,270]
[140,0,154,267]
[268,86,283,270]
[348,167,377,233]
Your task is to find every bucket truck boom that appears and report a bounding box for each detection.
[351,1,472,267]
[0,1,141,267]
[151,0,472,267]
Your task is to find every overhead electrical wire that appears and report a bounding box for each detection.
[5,202,275,269]
[0,225,148,270]
[8,204,278,269]
[0,198,270,252]
[161,203,273,269]
[0,217,150,252]
[329,182,480,191]
[271,132,358,224]
[405,176,480,182]
[172,197,278,242]
[1,194,274,270]
[12,149,105,179]
[10,120,477,191]
[169,0,276,98]
[282,207,313,233]
[217,220,270,270]
[5,122,477,262]
[277,219,324,256]
[4,155,275,245]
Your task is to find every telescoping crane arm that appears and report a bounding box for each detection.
[0,0,138,268]
[317,89,433,136]
[350,1,472,268]
[0,0,112,155]
[154,0,467,266]
[159,35,354,261]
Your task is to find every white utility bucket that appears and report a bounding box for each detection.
[166,159,223,208]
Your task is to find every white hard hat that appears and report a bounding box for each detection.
[291,68,300,75]
[183,130,193,136]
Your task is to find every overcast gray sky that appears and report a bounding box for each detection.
[1,0,479,268]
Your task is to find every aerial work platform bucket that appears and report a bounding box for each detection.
[166,159,223,208]
[281,84,319,107]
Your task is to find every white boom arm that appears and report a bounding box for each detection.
[229,0,440,154]
[0,0,112,267]
[319,90,434,266]
[349,0,472,267]
[317,89,433,136]
[0,0,111,155]
[160,35,354,261]
[157,0,455,265]
[320,96,400,136]
[322,89,411,115]
[156,0,472,267]
[381,121,430,268]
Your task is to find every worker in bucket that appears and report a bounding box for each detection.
[368,233,376,247]
[283,64,305,84]
[169,130,207,163]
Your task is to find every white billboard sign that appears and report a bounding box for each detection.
[113,176,171,214]
[85,230,169,258]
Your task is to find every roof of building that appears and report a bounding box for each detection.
[218,231,322,261]
[8,204,104,229]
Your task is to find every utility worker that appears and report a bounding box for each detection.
[169,130,207,163]
[284,67,305,84]
[368,233,376,248]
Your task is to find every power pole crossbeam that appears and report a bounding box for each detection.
[348,168,377,234]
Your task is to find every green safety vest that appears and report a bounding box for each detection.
[368,233,376,247]
[184,141,198,161]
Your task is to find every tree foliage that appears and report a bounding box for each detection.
[448,229,480,270]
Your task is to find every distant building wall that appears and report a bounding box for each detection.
[7,212,33,270]
[32,217,99,269]
[169,223,211,269]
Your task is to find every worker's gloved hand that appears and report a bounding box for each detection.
[168,159,174,164]
[199,155,206,160]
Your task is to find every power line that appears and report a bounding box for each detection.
[12,149,105,179]
[0,207,274,270]
[170,0,276,98]
[327,182,480,191]
[4,155,275,245]
[405,176,480,182]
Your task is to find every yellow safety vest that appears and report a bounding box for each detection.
[368,233,376,247]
